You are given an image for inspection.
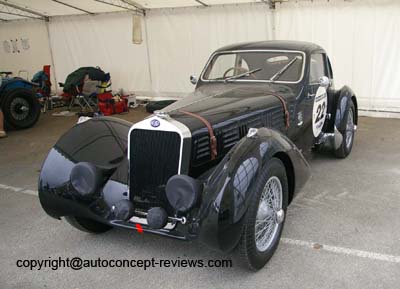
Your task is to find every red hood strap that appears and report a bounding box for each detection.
[179,110,218,160]
[266,91,290,129]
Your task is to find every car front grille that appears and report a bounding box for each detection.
[129,129,181,212]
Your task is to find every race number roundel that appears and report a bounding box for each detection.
[312,86,328,137]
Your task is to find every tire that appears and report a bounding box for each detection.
[334,101,356,158]
[237,158,289,270]
[64,216,112,233]
[2,88,41,129]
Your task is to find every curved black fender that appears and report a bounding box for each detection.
[334,85,358,129]
[323,85,358,148]
[195,127,311,252]
[38,117,131,224]
[0,78,38,101]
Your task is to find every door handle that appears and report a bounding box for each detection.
[307,93,315,99]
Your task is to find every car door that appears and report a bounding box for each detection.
[292,52,328,150]
[307,52,329,138]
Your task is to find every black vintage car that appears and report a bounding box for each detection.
[38,41,358,270]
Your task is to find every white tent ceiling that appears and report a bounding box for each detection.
[0,0,276,21]
[1,0,399,115]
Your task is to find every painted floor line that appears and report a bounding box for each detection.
[281,238,400,264]
[1,182,399,263]
[0,183,38,196]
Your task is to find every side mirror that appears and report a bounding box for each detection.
[190,75,197,85]
[319,76,330,88]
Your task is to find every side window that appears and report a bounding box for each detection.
[326,56,333,79]
[309,53,325,84]
[207,54,235,79]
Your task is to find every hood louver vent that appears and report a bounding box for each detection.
[194,135,211,160]
[192,106,285,166]
[222,125,241,150]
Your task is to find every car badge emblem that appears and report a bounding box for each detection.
[150,119,160,127]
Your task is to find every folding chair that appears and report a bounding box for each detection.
[68,77,100,112]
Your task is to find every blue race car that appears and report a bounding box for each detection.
[0,72,41,129]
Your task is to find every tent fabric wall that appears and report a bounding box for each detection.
[145,3,273,94]
[275,0,400,113]
[46,3,273,96]
[48,13,151,93]
[0,20,55,85]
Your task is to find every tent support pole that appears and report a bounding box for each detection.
[45,21,59,94]
[143,14,153,92]
[50,0,94,15]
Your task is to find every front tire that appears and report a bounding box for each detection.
[2,88,41,129]
[237,158,289,270]
[65,216,112,233]
[335,101,356,158]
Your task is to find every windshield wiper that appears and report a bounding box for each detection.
[269,56,301,81]
[224,68,262,82]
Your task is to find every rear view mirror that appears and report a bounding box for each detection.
[190,75,197,85]
[319,76,330,87]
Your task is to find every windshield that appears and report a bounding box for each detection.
[202,51,304,83]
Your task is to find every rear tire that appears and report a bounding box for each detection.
[2,88,41,129]
[65,216,112,233]
[237,158,289,270]
[335,101,356,158]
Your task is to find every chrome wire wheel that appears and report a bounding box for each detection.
[345,108,355,150]
[255,176,284,252]
[10,97,30,121]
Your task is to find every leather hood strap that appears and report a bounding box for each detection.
[265,91,290,129]
[179,110,218,160]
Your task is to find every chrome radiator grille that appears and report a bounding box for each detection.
[129,129,181,211]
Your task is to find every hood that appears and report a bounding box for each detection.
[165,83,298,132]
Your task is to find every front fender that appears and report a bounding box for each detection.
[196,127,310,252]
[38,117,131,223]
[0,79,38,105]
[1,78,37,93]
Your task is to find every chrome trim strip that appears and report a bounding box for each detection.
[200,49,307,84]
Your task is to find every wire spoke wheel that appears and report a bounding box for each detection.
[255,176,284,252]
[10,97,30,121]
[237,158,288,270]
[345,108,354,150]
[3,88,41,129]
[334,101,356,158]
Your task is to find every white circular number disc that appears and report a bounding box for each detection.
[312,86,328,137]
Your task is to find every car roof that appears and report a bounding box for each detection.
[215,40,324,54]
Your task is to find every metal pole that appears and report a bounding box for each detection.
[45,21,59,94]
[51,0,94,15]
[0,0,48,21]
[194,0,208,7]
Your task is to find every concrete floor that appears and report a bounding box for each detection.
[0,109,399,289]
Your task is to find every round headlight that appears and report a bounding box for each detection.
[165,174,202,213]
[70,162,102,196]
[147,207,168,229]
